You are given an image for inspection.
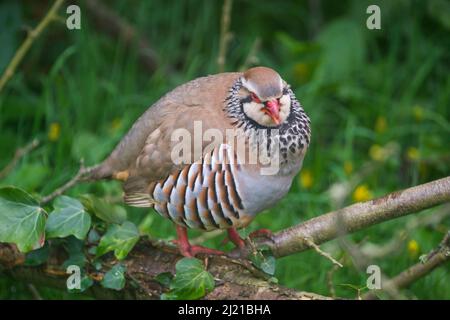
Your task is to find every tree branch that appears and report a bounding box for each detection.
[251,176,450,258]
[363,231,450,300]
[0,139,40,180]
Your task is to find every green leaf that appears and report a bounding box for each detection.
[155,272,174,288]
[249,246,276,276]
[161,258,215,300]
[24,242,49,266]
[81,194,127,224]
[87,228,101,244]
[96,222,140,260]
[62,236,87,268]
[101,264,127,291]
[46,196,91,240]
[68,274,94,293]
[0,186,46,252]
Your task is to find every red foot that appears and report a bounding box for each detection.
[175,226,224,257]
[249,228,273,240]
[227,228,245,249]
[185,245,224,257]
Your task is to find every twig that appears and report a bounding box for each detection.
[0,0,65,92]
[326,263,341,298]
[363,231,450,300]
[302,237,343,267]
[217,0,233,73]
[337,236,406,299]
[359,203,450,259]
[0,139,40,180]
[40,160,99,205]
[27,283,43,300]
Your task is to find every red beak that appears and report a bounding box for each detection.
[264,100,281,125]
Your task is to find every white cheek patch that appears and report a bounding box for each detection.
[243,102,275,127]
[278,94,291,123]
[242,93,292,127]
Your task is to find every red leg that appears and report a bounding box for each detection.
[175,226,224,257]
[248,228,273,240]
[227,228,245,249]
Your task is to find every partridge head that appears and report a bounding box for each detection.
[92,66,311,257]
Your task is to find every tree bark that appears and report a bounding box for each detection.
[249,176,450,258]
[0,241,328,300]
[1,176,449,299]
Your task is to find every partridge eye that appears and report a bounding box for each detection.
[250,92,261,103]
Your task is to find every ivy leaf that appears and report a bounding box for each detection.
[46,196,91,240]
[62,236,87,268]
[25,242,49,266]
[80,194,127,224]
[68,274,94,293]
[252,254,276,276]
[161,258,215,300]
[155,272,174,288]
[0,186,46,252]
[96,222,140,260]
[249,245,276,276]
[101,264,127,291]
[87,228,101,244]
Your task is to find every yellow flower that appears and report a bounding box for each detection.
[412,105,424,122]
[344,161,353,175]
[407,239,420,258]
[293,62,310,83]
[110,118,122,132]
[407,147,420,161]
[369,144,387,162]
[374,116,387,134]
[299,169,313,189]
[48,122,61,142]
[352,184,372,202]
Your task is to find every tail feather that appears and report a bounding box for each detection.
[123,176,155,207]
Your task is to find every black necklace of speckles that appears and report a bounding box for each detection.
[224,79,311,164]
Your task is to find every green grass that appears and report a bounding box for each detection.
[0,0,449,299]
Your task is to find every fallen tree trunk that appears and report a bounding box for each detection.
[1,176,449,299]
[0,241,328,300]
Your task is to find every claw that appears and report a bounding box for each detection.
[176,225,224,257]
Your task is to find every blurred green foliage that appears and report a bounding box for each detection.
[0,0,449,299]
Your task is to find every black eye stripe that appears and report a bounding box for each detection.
[240,96,252,104]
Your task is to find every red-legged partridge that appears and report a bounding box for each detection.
[92,67,311,257]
